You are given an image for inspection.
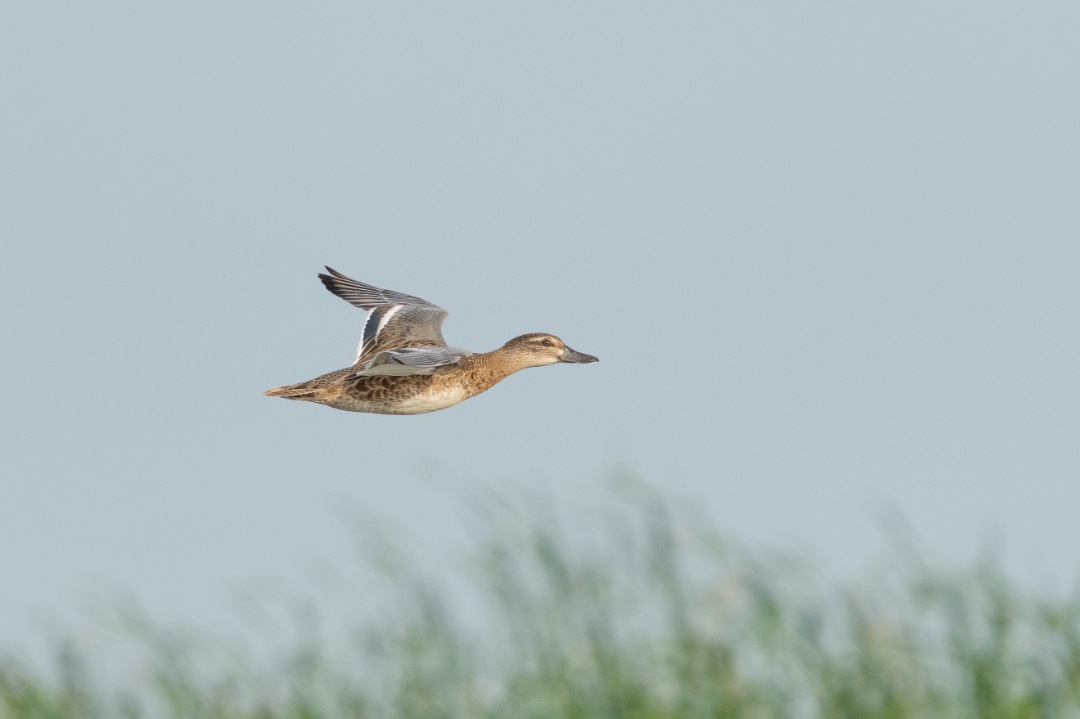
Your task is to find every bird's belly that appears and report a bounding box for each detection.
[327,383,471,415]
[386,385,471,414]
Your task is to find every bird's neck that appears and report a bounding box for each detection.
[458,347,534,391]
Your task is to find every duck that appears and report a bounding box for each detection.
[264,267,598,414]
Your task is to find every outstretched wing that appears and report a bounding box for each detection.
[318,267,452,366]
[352,346,474,377]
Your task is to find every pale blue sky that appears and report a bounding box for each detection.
[2,1,1079,643]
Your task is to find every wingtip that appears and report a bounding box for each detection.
[319,266,355,293]
[318,268,342,294]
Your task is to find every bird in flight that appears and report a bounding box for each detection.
[264,267,598,414]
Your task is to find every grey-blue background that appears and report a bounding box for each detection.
[2,2,1078,643]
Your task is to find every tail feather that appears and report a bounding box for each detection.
[263,384,318,399]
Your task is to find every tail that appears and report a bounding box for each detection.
[263,383,319,400]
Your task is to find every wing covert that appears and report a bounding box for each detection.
[352,346,472,377]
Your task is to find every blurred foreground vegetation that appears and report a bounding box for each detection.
[3,485,1080,719]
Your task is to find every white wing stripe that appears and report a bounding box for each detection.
[376,304,403,336]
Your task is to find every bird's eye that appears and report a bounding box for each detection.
[541,339,553,347]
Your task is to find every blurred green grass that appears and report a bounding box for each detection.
[3,483,1080,719]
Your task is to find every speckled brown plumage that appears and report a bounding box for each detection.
[267,346,531,414]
